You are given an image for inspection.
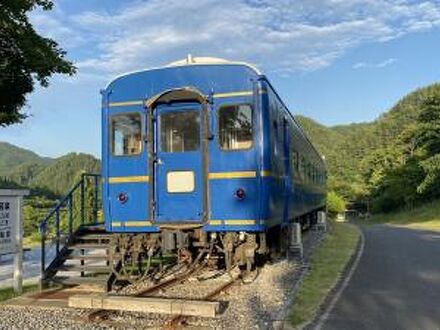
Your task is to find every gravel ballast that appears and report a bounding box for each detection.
[0,229,325,329]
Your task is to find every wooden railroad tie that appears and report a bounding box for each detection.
[69,293,220,317]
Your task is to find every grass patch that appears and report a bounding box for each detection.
[366,199,440,232]
[0,284,38,302]
[289,222,360,328]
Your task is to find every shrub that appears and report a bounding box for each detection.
[327,191,346,218]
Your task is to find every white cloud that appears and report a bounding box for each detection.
[31,0,440,76]
[30,8,86,49]
[353,58,397,69]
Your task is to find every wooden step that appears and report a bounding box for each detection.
[51,275,108,286]
[79,223,106,233]
[77,234,113,240]
[56,265,112,273]
[68,244,111,250]
[65,254,109,261]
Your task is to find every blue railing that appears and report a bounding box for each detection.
[39,173,101,280]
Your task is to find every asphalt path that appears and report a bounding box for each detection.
[323,224,440,330]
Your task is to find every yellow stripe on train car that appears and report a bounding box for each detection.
[107,172,270,182]
[260,170,272,177]
[112,220,260,226]
[112,221,153,227]
[209,220,257,225]
[108,100,144,107]
[108,176,150,183]
[107,90,256,108]
[213,91,253,98]
[208,171,257,179]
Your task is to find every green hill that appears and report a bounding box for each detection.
[31,153,100,195]
[0,143,100,196]
[0,142,51,177]
[297,82,440,211]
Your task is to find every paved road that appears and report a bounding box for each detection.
[323,225,440,330]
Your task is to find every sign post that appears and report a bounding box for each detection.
[0,189,29,294]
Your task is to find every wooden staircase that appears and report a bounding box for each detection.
[44,224,117,291]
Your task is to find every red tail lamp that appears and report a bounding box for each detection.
[117,192,128,204]
[235,188,246,200]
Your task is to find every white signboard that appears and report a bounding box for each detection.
[0,197,16,255]
[0,189,29,294]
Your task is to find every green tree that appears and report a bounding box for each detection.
[413,95,440,195]
[0,0,76,126]
[327,191,346,218]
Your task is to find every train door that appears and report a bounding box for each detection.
[153,103,204,223]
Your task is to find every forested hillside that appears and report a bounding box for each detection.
[0,144,101,239]
[297,83,440,212]
[0,143,100,196]
[0,142,52,177]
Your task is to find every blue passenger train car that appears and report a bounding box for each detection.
[101,56,326,270]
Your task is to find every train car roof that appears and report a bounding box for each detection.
[103,56,325,167]
[104,55,261,90]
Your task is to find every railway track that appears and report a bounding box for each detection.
[84,238,258,328]
[85,263,247,329]
[163,274,241,329]
[86,260,208,322]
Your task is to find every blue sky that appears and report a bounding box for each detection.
[1,0,440,158]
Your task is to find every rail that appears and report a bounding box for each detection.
[39,173,101,282]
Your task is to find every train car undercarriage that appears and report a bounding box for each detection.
[110,229,269,285]
[109,210,322,287]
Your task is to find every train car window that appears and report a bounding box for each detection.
[110,113,142,156]
[292,151,299,177]
[273,120,279,155]
[219,104,253,150]
[160,111,200,152]
[304,159,308,180]
[308,165,311,182]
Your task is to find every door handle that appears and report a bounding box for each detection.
[156,158,164,165]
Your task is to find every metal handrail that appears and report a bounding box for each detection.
[39,173,101,281]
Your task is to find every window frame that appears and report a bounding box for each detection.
[217,103,254,152]
[109,112,144,157]
[159,109,201,153]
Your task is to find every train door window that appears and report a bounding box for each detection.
[110,113,142,156]
[219,104,253,150]
[160,111,200,152]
